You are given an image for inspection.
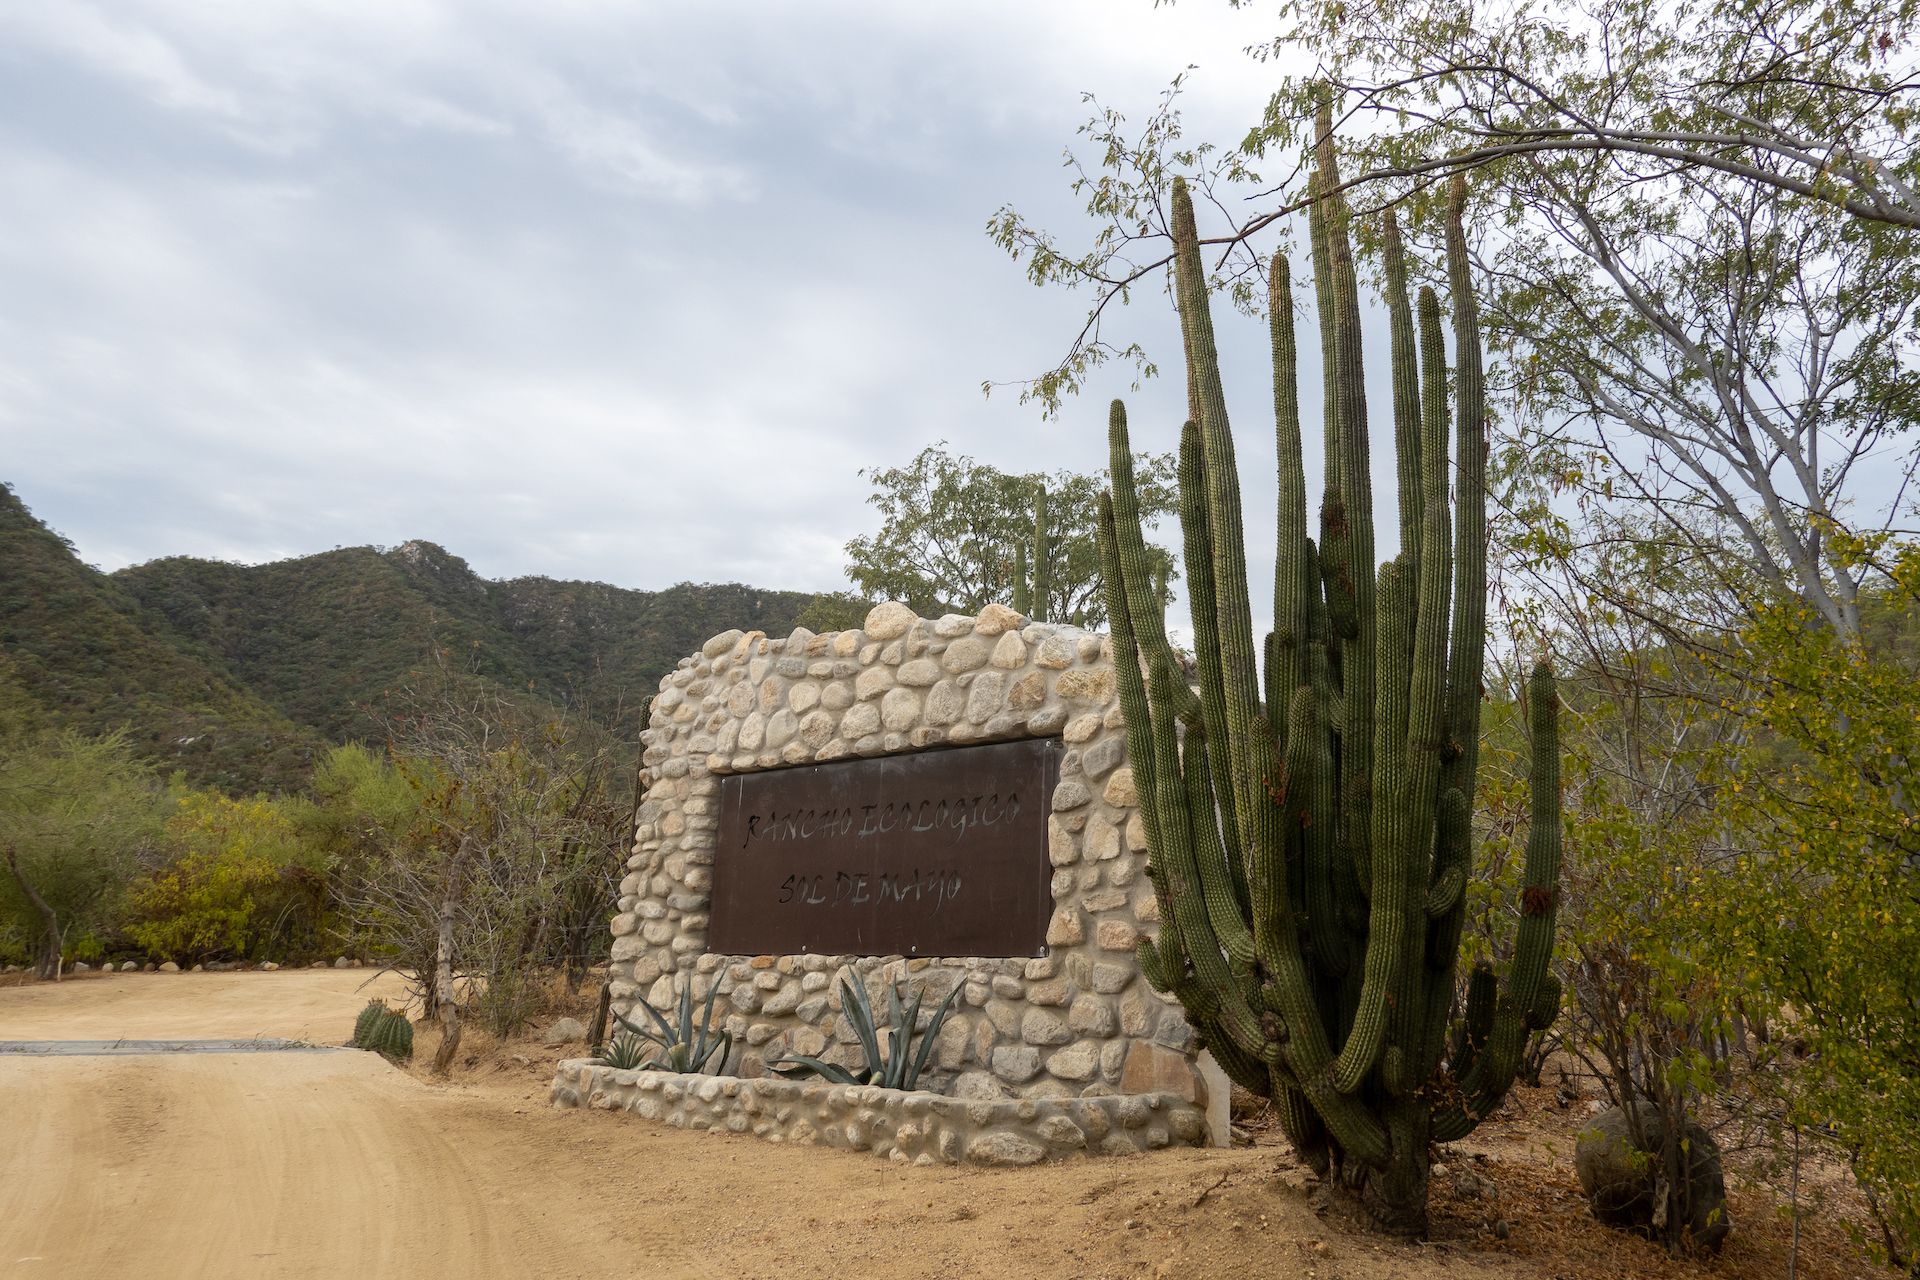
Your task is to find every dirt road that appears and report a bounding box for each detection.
[0,969,410,1042]
[0,972,1875,1280]
[0,972,620,1279]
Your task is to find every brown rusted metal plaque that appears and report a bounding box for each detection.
[707,739,1061,958]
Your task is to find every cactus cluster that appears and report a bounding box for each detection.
[353,1000,415,1062]
[1096,144,1562,1234]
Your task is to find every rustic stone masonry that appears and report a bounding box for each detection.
[550,1060,1205,1165]
[603,601,1204,1109]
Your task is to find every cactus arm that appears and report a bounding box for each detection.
[1410,284,1455,809]
[1317,111,1380,913]
[1096,493,1178,962]
[1447,959,1499,1083]
[1417,784,1473,1074]
[1431,662,1561,1139]
[1181,719,1256,971]
[1383,209,1424,570]
[1275,1079,1331,1175]
[1302,657,1352,1011]
[1441,173,1488,801]
[1422,174,1497,1098]
[1528,972,1563,1031]
[1270,252,1310,750]
[1386,282,1460,1085]
[1331,559,1416,1093]
[1376,559,1414,758]
[1502,662,1564,1035]
[1177,421,1250,904]
[1307,167,1342,502]
[1146,661,1270,1058]
[1097,492,1160,844]
[1425,185,1565,1146]
[1254,686,1314,970]
[1424,788,1469,918]
[1106,402,1200,721]
[1011,541,1029,615]
[1171,178,1269,891]
[1264,630,1283,728]
[1237,686,1391,1161]
[1314,118,1418,1097]
[1319,494,1359,647]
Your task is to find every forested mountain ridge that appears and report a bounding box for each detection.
[1,483,818,791]
[0,484,319,792]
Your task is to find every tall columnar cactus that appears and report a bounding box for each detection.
[1029,480,1052,622]
[1097,154,1562,1235]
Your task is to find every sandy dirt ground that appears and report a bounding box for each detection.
[0,971,1890,1280]
[0,969,411,1042]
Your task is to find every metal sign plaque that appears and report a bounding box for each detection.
[707,738,1061,958]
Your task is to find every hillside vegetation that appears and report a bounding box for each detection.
[0,482,817,791]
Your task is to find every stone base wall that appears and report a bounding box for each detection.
[610,603,1202,1103]
[549,1060,1205,1165]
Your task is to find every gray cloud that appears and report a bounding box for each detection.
[3,2,1399,640]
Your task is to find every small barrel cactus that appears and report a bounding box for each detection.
[353,998,388,1046]
[353,1001,414,1062]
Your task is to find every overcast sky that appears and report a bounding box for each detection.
[1,2,1360,622]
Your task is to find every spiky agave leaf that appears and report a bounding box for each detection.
[693,980,723,1063]
[598,1030,650,1070]
[900,979,966,1092]
[614,992,679,1047]
[767,1054,873,1085]
[838,977,885,1075]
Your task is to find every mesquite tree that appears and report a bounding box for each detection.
[1097,157,1562,1235]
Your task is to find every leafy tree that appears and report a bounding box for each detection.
[791,591,872,634]
[1493,441,1920,1259]
[1244,0,1920,230]
[844,442,1178,626]
[124,789,332,964]
[333,662,632,1068]
[990,3,1920,640]
[0,731,164,977]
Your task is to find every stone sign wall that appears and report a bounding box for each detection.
[608,601,1206,1105]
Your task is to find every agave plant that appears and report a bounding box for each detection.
[611,979,733,1075]
[771,975,963,1091]
[594,1030,651,1071]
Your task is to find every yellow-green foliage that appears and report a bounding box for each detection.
[124,790,327,963]
[1713,534,1920,1266]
